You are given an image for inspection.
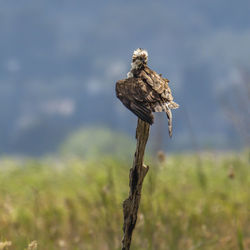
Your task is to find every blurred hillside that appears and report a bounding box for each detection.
[0,0,249,155]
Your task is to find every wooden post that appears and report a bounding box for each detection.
[122,118,150,250]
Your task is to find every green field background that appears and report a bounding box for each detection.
[0,151,249,250]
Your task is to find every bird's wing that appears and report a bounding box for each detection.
[140,66,176,103]
[116,78,161,124]
[139,66,179,136]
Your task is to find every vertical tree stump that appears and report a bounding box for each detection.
[122,118,150,250]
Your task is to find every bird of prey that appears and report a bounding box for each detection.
[116,48,179,137]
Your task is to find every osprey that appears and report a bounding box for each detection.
[116,48,179,137]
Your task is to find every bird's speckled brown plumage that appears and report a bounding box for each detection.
[116,49,178,137]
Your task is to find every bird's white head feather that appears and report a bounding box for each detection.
[132,48,148,63]
[127,48,148,78]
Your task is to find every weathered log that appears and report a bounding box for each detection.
[122,118,150,250]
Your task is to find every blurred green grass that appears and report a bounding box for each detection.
[0,151,249,250]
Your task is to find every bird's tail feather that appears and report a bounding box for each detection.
[169,101,179,109]
[165,106,173,137]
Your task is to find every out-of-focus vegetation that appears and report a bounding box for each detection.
[0,151,249,250]
[60,127,135,159]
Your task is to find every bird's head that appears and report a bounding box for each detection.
[132,48,148,65]
[127,48,148,78]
